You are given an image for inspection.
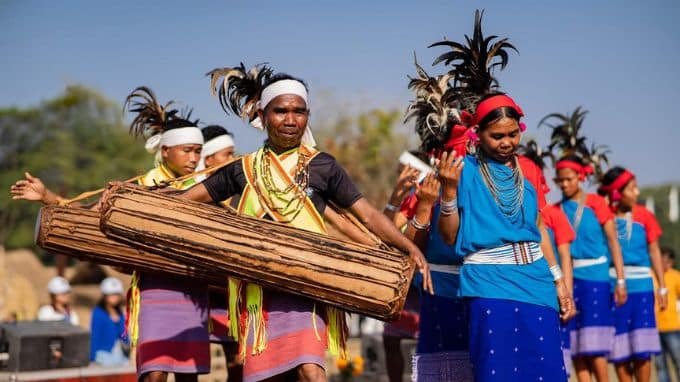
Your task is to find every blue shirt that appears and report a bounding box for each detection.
[455,155,557,310]
[90,306,126,361]
[560,196,612,281]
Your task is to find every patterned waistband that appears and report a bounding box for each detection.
[573,255,608,269]
[429,263,461,275]
[464,242,543,265]
[609,266,652,280]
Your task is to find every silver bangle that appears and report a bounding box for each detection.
[616,278,626,288]
[549,264,563,281]
[384,203,399,212]
[410,217,430,230]
[440,197,458,215]
[659,287,669,296]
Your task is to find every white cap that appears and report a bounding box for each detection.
[100,277,124,295]
[47,276,71,294]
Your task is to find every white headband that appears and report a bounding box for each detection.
[255,79,316,147]
[202,134,235,157]
[145,127,204,154]
[259,79,308,111]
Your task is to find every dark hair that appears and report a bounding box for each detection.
[263,73,308,91]
[477,92,522,130]
[165,117,198,131]
[97,295,124,311]
[201,125,233,141]
[662,247,676,260]
[597,166,628,196]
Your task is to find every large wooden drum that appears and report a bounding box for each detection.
[99,183,415,320]
[36,206,229,286]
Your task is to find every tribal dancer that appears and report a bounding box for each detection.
[598,167,666,382]
[431,11,574,381]
[521,139,576,377]
[177,65,432,382]
[543,107,626,382]
[124,87,210,382]
[401,55,473,381]
[11,87,209,382]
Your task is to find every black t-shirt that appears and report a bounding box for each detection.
[203,152,362,214]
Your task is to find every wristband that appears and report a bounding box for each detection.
[616,278,626,288]
[440,197,458,216]
[549,265,564,281]
[410,217,430,230]
[659,287,669,296]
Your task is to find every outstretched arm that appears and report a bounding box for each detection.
[10,172,64,205]
[349,198,433,294]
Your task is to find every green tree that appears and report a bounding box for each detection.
[1,85,150,249]
[317,109,413,205]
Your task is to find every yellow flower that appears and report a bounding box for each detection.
[352,364,364,376]
[352,355,364,367]
[336,357,349,370]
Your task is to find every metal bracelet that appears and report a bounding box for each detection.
[410,216,430,230]
[549,265,564,281]
[659,287,669,296]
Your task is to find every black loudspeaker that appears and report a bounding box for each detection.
[0,321,89,371]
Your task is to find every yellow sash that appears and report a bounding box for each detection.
[231,145,348,358]
[127,163,195,347]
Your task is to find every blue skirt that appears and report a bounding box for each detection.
[413,292,472,381]
[469,298,567,381]
[560,319,574,377]
[609,291,661,363]
[571,278,615,357]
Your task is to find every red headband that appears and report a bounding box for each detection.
[599,170,635,201]
[555,160,593,181]
[474,95,525,125]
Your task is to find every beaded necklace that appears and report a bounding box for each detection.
[252,143,311,221]
[477,152,525,222]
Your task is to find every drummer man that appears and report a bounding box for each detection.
[181,73,432,382]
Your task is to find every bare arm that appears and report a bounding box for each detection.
[538,216,575,321]
[11,172,65,206]
[383,165,419,225]
[403,173,440,251]
[603,220,628,306]
[324,207,376,246]
[349,198,433,294]
[436,152,463,245]
[177,183,214,203]
[649,240,668,310]
[557,243,574,295]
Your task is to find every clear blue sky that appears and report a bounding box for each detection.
[2,0,679,188]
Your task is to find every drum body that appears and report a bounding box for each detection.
[36,206,227,286]
[99,183,414,320]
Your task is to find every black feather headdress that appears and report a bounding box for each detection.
[540,107,610,177]
[404,54,462,153]
[518,139,553,170]
[124,86,180,138]
[207,63,273,124]
[428,9,518,112]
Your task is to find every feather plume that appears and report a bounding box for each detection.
[206,63,273,122]
[539,106,610,177]
[518,139,553,170]
[404,53,461,153]
[124,86,179,138]
[428,9,518,111]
